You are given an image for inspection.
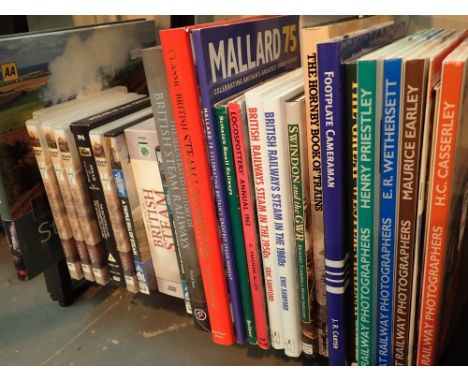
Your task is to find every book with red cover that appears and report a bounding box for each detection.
[417,37,468,366]
[228,96,269,349]
[160,21,244,345]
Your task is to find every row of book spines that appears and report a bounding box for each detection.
[141,46,212,331]
[352,42,466,366]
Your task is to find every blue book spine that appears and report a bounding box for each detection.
[191,32,246,344]
[317,41,349,366]
[376,58,402,365]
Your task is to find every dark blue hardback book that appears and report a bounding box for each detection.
[317,21,405,365]
[376,58,402,365]
[190,15,300,343]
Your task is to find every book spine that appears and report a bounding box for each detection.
[45,127,94,282]
[55,129,110,285]
[125,130,183,299]
[109,134,156,295]
[91,134,139,293]
[303,38,329,358]
[417,60,464,366]
[392,59,426,366]
[377,59,402,365]
[286,97,318,356]
[154,145,191,312]
[71,127,124,287]
[228,100,270,349]
[263,89,302,358]
[357,59,377,366]
[142,47,211,330]
[191,30,246,344]
[409,34,468,365]
[317,42,349,365]
[27,125,83,280]
[215,104,256,345]
[160,28,235,345]
[345,61,359,363]
[245,92,284,349]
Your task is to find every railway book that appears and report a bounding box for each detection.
[125,117,184,299]
[228,94,270,349]
[141,46,210,331]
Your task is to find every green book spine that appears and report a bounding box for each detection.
[215,104,257,345]
[346,61,359,363]
[357,60,377,366]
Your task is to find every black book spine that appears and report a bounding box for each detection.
[71,126,125,287]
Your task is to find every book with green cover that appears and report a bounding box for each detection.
[356,59,377,366]
[214,104,256,345]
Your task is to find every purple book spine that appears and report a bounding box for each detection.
[317,41,349,365]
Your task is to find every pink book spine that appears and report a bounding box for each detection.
[228,100,269,349]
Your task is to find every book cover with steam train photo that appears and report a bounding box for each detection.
[0,20,157,280]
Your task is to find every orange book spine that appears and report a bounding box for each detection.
[160,27,235,345]
[416,60,464,366]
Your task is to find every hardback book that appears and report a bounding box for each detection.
[89,104,155,294]
[285,93,318,356]
[141,46,210,331]
[407,30,467,365]
[260,70,304,358]
[106,121,157,295]
[124,118,183,299]
[300,15,394,357]
[417,37,468,366]
[344,60,359,362]
[228,94,269,349]
[214,101,256,345]
[160,15,299,345]
[70,95,148,288]
[244,69,303,350]
[48,92,144,285]
[0,19,157,280]
[317,22,405,365]
[188,15,301,343]
[391,30,460,366]
[354,31,432,365]
[350,28,431,367]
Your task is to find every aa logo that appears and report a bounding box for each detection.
[1,62,19,82]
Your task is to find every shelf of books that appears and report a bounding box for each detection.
[0,15,467,366]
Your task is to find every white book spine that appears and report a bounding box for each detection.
[245,91,284,350]
[126,128,183,299]
[262,86,303,358]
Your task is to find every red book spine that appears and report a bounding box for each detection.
[416,60,464,365]
[228,101,270,349]
[160,28,235,345]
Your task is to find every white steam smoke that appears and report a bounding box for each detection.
[43,29,141,104]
